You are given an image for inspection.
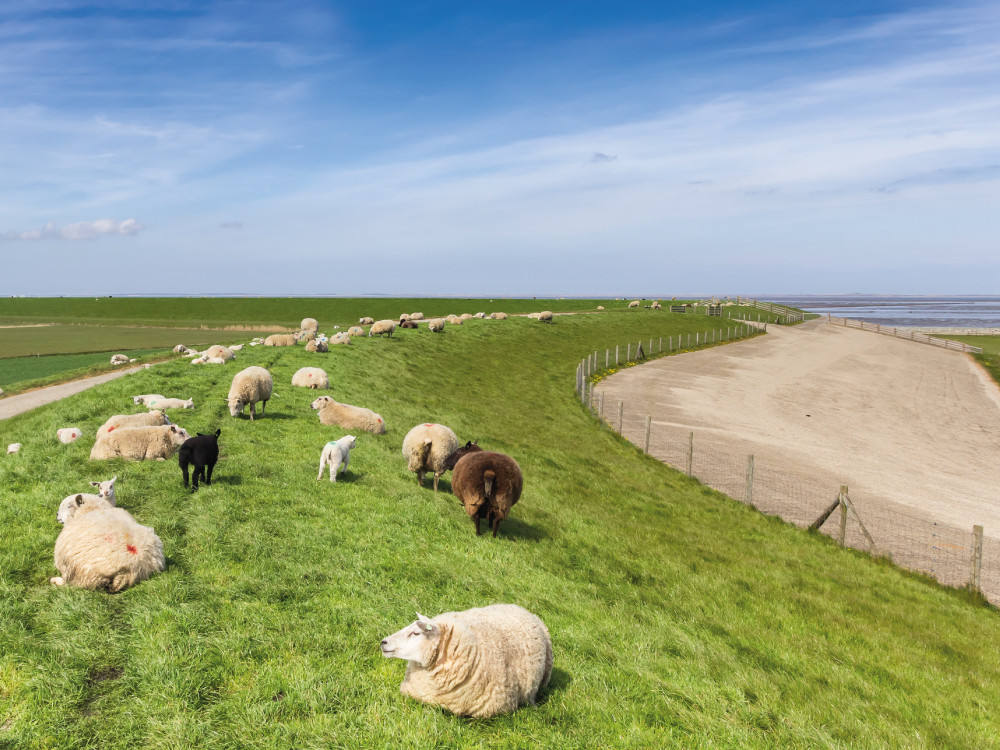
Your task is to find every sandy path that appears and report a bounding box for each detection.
[0,366,147,421]
[596,320,1000,534]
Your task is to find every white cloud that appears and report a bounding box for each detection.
[3,218,143,241]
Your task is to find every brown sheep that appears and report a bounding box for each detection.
[399,318,419,329]
[451,451,523,537]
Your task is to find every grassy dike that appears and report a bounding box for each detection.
[2,310,999,748]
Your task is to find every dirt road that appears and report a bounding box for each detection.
[0,366,147,421]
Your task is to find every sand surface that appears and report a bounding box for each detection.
[596,319,1000,534]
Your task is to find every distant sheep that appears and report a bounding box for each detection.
[57,476,117,524]
[292,367,329,389]
[410,312,424,320]
[651,302,662,310]
[399,318,419,329]
[97,410,170,438]
[380,604,552,718]
[7,443,22,454]
[90,424,190,461]
[306,338,329,352]
[369,320,396,338]
[191,356,227,365]
[144,397,193,410]
[401,423,459,492]
[264,333,298,347]
[301,317,319,332]
[179,429,220,491]
[330,331,351,345]
[298,329,317,342]
[51,498,165,593]
[535,311,553,323]
[596,305,604,311]
[490,312,508,320]
[359,317,375,325]
[473,312,486,318]
[318,435,356,482]
[347,326,365,337]
[56,427,84,444]
[427,318,446,332]
[172,345,189,354]
[204,345,236,361]
[310,396,385,434]
[229,344,244,351]
[628,300,640,309]
[399,313,411,322]
[132,394,165,406]
[447,316,464,325]
[460,313,474,320]
[228,366,273,421]
[451,451,523,537]
[110,354,129,365]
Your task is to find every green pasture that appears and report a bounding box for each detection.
[940,334,1000,387]
[0,325,256,359]
[2,309,998,748]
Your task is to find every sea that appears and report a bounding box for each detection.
[763,296,1000,330]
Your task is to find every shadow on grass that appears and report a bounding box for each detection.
[537,666,572,705]
[499,516,550,542]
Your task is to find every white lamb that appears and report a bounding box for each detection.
[56,427,84,444]
[144,397,194,410]
[7,443,21,454]
[132,394,165,406]
[57,476,117,524]
[90,424,190,460]
[381,604,553,718]
[110,354,129,365]
[317,435,356,482]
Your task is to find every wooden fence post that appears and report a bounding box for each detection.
[627,343,631,360]
[643,415,651,454]
[745,454,755,505]
[606,349,609,367]
[599,391,605,418]
[615,345,619,365]
[696,332,699,345]
[659,336,662,352]
[838,488,847,545]
[687,431,693,476]
[972,525,984,593]
[617,401,624,433]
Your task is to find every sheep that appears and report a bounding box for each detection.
[179,429,220,491]
[596,305,604,311]
[306,338,329,352]
[442,440,481,471]
[227,366,273,421]
[535,311,553,323]
[651,302,662,310]
[90,424,190,461]
[57,476,117,524]
[628,300,640,308]
[56,427,84,444]
[409,312,424,320]
[460,313,474,320]
[473,312,486,318]
[132,394,165,406]
[7,443,22,454]
[380,604,553,718]
[298,329,317,342]
[317,435,356,482]
[490,312,508,320]
[229,344,244,351]
[399,313,411,322]
[310,396,385,435]
[401,423,459,492]
[183,349,201,358]
[110,354,129,365]
[347,326,365,337]
[447,316,464,325]
[330,331,351,345]
[399,318,418,329]
[204,345,235,361]
[451,451,523,537]
[301,317,319,332]
[190,356,226,365]
[292,367,329,390]
[369,320,396,338]
[359,317,375,325]
[144,397,194,410]
[172,344,189,354]
[97,410,170,438]
[427,318,446,332]
[51,499,165,593]
[264,333,298,347]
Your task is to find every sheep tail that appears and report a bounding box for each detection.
[483,469,495,499]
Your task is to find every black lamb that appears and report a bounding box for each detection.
[179,429,220,491]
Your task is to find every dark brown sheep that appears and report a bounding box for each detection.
[443,440,480,471]
[451,451,522,537]
[399,318,419,329]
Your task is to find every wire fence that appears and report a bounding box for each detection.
[577,335,1000,604]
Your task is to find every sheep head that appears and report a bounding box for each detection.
[380,613,444,667]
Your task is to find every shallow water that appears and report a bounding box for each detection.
[765,296,1000,329]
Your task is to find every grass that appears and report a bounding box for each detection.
[3,306,999,748]
[0,325,264,359]
[0,351,174,398]
[934,334,1000,389]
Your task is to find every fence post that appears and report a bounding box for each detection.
[972,525,984,593]
[659,336,662,352]
[599,391,605,418]
[838,487,847,545]
[615,345,619,365]
[649,338,653,354]
[627,343,631,360]
[643,415,651,454]
[687,431,693,476]
[617,401,624,433]
[696,332,699,346]
[745,454,755,505]
[606,349,609,368]
[588,382,595,410]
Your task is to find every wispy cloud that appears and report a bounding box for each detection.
[3,218,143,241]
[219,221,243,229]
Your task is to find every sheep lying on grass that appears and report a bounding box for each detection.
[359,316,375,325]
[447,316,463,325]
[460,313,473,320]
[347,326,365,337]
[381,604,552,718]
[57,476,117,524]
[97,411,170,439]
[172,345,188,354]
[596,305,604,310]
[318,435,356,482]
[56,427,84,444]
[264,333,298,347]
[228,366,273,421]
[144,397,193,410]
[490,312,508,320]
[132,394,165,406]
[204,345,236,361]
[427,318,445,332]
[292,367,329,389]
[51,495,165,593]
[110,354,129,365]
[7,443,22,454]
[369,320,396,338]
[451,450,523,537]
[301,317,319,332]
[306,338,328,352]
[179,429,220,491]
[399,318,418,329]
[410,312,424,320]
[330,332,351,345]
[90,425,190,461]
[310,396,385,434]
[402,423,459,492]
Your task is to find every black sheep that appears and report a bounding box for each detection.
[179,429,220,491]
[399,318,419,329]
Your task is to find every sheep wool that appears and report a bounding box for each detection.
[310,396,385,434]
[292,367,329,390]
[110,354,129,365]
[172,344,189,354]
[145,397,194,410]
[381,604,553,718]
[628,300,640,308]
[368,320,396,338]
[90,425,190,461]
[409,312,424,320]
[52,501,165,593]
[330,332,351,345]
[535,311,553,322]
[359,316,375,325]
[228,366,274,420]
[347,326,365,337]
[301,317,319,332]
[447,316,463,325]
[7,443,21,454]
[305,338,329,352]
[460,313,474,320]
[264,333,298,347]
[204,345,236,361]
[473,312,486,318]
[57,478,117,524]
[132,394,165,406]
[56,427,84,444]
[427,318,446,333]
[489,312,508,320]
[97,411,170,438]
[451,451,523,537]
[401,423,459,492]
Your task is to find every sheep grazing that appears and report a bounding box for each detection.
[90,424,190,461]
[264,333,298,347]
[57,476,117,524]
[306,338,329,352]
[535,311,553,323]
[410,312,424,320]
[401,423,459,492]
[132,394,165,406]
[7,443,22,454]
[97,410,170,439]
[292,367,329,390]
[427,318,446,332]
[56,427,84,444]
[628,300,640,309]
[228,366,274,421]
[110,354,129,365]
[369,320,396,338]
[301,317,319,332]
[51,498,165,593]
[381,604,553,718]
[398,318,418,329]
[179,429,220,491]
[490,312,508,320]
[359,316,375,325]
[144,397,194,410]
[347,326,365,337]
[310,396,385,435]
[451,451,523,537]
[318,435,356,482]
[204,345,236,361]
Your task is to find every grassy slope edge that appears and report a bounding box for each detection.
[1,311,998,749]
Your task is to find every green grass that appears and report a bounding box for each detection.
[3,307,999,748]
[0,325,263,359]
[938,334,1000,387]
[0,351,174,398]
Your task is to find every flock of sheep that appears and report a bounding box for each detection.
[12,308,563,718]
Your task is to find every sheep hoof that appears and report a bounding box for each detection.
[50,576,65,586]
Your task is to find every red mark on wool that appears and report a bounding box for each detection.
[423,422,431,426]
[108,426,116,432]
[126,544,138,555]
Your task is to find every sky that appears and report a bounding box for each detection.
[1,0,998,296]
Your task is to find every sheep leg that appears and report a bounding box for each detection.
[472,515,482,536]
[205,461,214,486]
[417,470,426,487]
[249,402,256,421]
[492,516,501,538]
[433,472,441,492]
[261,399,267,416]
[317,454,326,480]
[191,464,200,491]
[181,459,190,488]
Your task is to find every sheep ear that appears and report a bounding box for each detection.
[415,613,435,633]
[74,494,84,506]
[89,481,99,487]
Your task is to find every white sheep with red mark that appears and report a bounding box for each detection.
[56,427,84,444]
[292,367,329,390]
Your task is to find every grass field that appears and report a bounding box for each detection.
[0,325,263,359]
[3,307,998,748]
[935,334,1000,389]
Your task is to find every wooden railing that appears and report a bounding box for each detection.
[827,316,982,353]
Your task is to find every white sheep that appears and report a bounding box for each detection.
[144,397,194,410]
[369,320,396,338]
[292,367,329,389]
[51,498,165,593]
[110,354,129,365]
[535,311,553,322]
[427,318,446,332]
[330,331,351,345]
[56,427,84,444]
[132,394,165,406]
[628,300,640,309]
[90,424,190,461]
[172,344,189,354]
[460,313,474,320]
[204,345,235,361]
[401,423,459,492]
[229,344,244,351]
[7,443,21,454]
[317,435,356,482]
[381,604,553,718]
[410,312,425,320]
[310,396,385,434]
[228,366,273,421]
[473,312,486,318]
[490,312,508,320]
[97,411,171,438]
[301,317,319,332]
[347,326,365,337]
[447,316,464,325]
[57,476,117,524]
[359,316,375,325]
[264,333,298,347]
[306,338,329,352]
[596,306,604,310]
[183,350,201,358]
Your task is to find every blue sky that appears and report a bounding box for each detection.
[1,0,998,296]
